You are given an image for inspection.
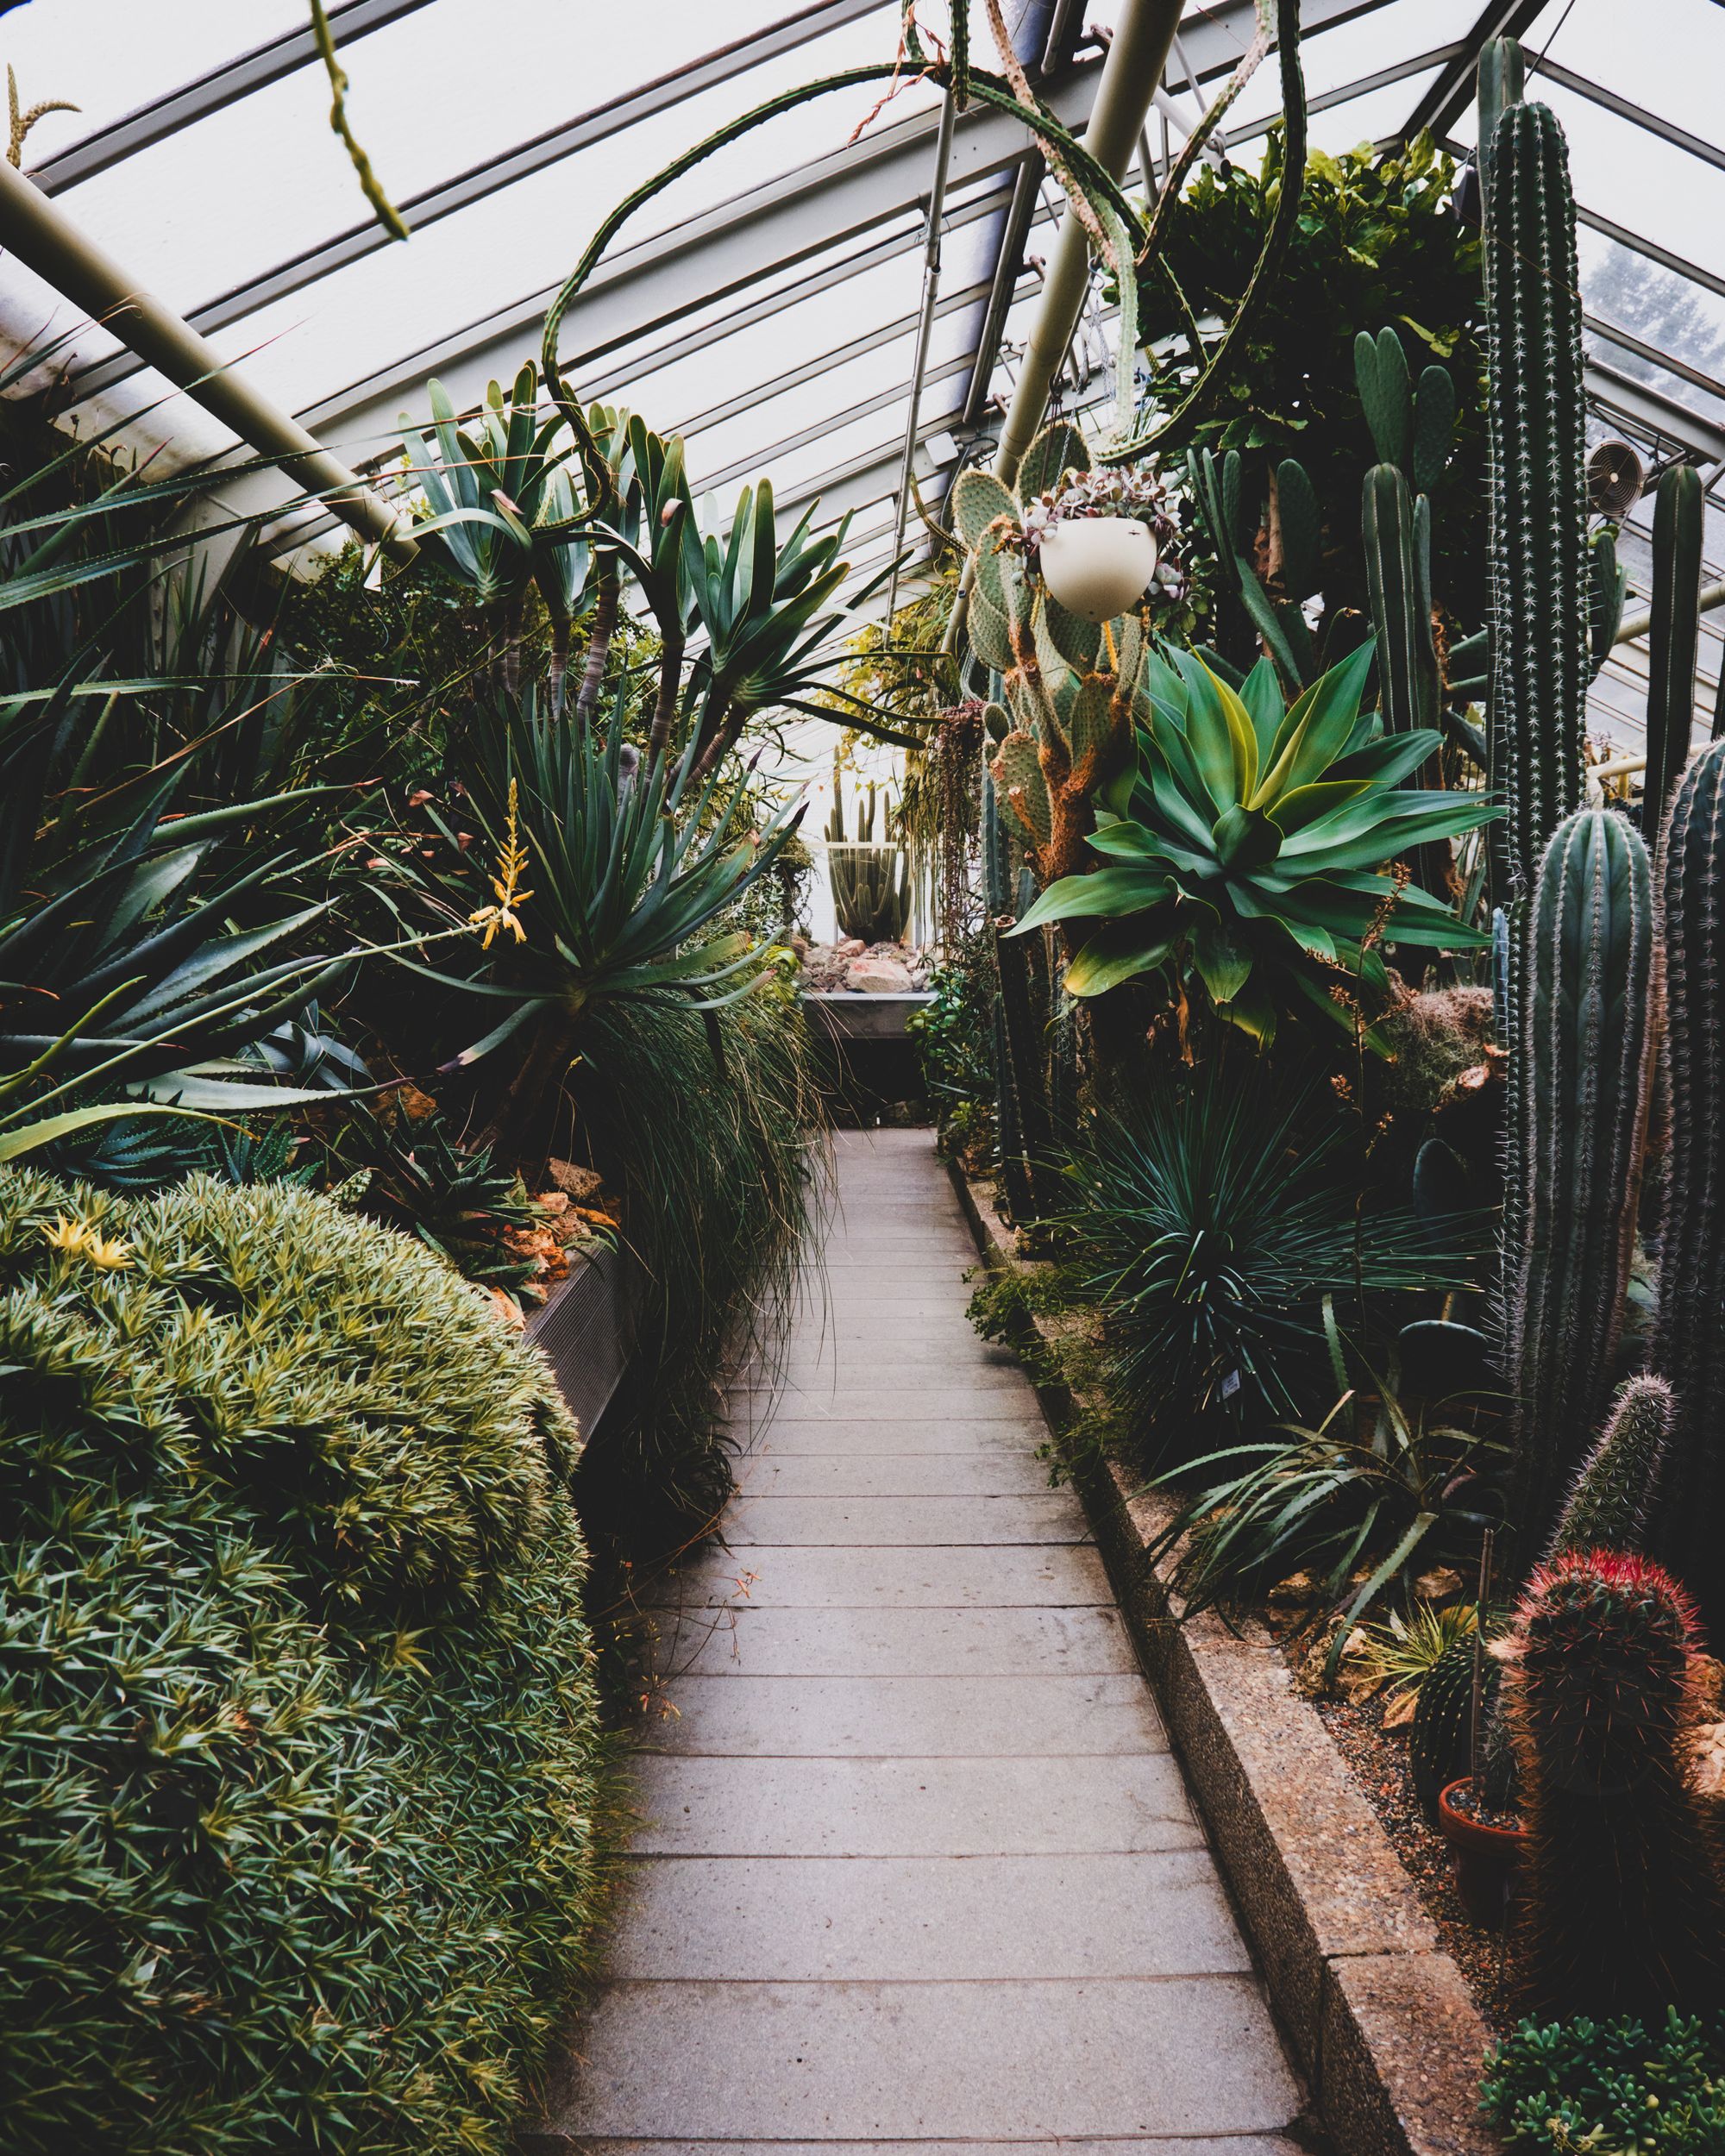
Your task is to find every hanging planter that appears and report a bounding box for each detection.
[1010,465,1188,626]
[1038,517,1162,624]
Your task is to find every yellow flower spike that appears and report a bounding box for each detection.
[42,1213,91,1257]
[86,1232,133,1272]
[467,775,533,949]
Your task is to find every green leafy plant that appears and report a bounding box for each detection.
[1352,1597,1491,1698]
[1482,2010,1725,2153]
[1013,644,1495,1043]
[1066,1062,1484,1446]
[0,1165,604,2155]
[1150,1322,1503,1657]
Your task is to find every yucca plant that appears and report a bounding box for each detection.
[391,691,802,1154]
[1069,1061,1485,1444]
[1014,643,1496,1043]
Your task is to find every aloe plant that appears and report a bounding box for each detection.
[1010,643,1495,1044]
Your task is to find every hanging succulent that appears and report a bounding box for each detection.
[1007,466,1189,625]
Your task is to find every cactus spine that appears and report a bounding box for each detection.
[1503,809,1655,1553]
[1506,1551,1725,2021]
[1643,463,1703,831]
[1484,95,1590,893]
[1648,739,1725,1631]
[1545,1375,1673,1565]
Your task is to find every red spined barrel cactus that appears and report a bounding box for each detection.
[1505,1549,1725,2020]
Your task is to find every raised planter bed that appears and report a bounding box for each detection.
[800,988,934,1041]
[949,1159,1500,2156]
[525,1244,633,1439]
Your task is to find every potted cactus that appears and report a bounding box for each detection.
[825,761,909,945]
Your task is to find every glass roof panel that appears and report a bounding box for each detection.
[1540,0,1725,160]
[2,0,305,144]
[1537,78,1725,289]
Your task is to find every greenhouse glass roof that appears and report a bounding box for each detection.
[3,0,1721,746]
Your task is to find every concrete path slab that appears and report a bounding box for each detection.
[544,1128,1302,2150]
[624,1752,1203,1856]
[648,1602,1138,1678]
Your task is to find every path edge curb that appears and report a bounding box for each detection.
[947,1155,1501,2156]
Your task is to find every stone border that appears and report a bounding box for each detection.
[948,1160,1500,2156]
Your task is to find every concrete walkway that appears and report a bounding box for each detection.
[550,1126,1304,2153]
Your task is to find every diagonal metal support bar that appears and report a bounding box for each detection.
[31,0,439,194]
[1398,0,1546,146]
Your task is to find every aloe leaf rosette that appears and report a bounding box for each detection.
[1013,644,1496,1043]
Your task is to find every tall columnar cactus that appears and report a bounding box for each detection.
[1649,738,1725,1632]
[1506,1551,1725,2021]
[1643,462,1703,832]
[1484,94,1590,894]
[1545,1375,1674,1564]
[1503,809,1655,1555]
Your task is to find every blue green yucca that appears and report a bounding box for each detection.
[0,1169,604,2155]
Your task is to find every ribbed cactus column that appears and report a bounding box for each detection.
[1504,808,1655,1553]
[1484,99,1590,893]
[1649,737,1725,1631]
[1643,462,1703,832]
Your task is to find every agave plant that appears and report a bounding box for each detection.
[1014,643,1496,1043]
[403,364,592,697]
[392,691,803,1154]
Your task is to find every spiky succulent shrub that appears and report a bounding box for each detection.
[1545,1375,1673,1564]
[1484,95,1590,893]
[1064,1060,1479,1445]
[1504,1551,1725,2023]
[0,1168,603,2155]
[1482,2009,1725,2154]
[1649,739,1725,1633]
[1502,808,1655,1557]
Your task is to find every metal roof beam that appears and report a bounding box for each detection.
[31,0,438,194]
[1398,0,1546,147]
[1586,355,1725,466]
[1533,57,1725,177]
[300,66,1108,459]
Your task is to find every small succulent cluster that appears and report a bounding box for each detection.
[1505,1550,1725,2021]
[1009,463,1189,602]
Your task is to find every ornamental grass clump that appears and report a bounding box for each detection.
[0,1167,605,2156]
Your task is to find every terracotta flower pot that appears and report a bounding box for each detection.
[1037,517,1158,624]
[1438,1776,1526,1928]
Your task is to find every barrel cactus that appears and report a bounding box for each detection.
[1484,94,1590,894]
[1409,1633,1498,1823]
[1502,808,1655,1557]
[1504,1551,1725,2021]
[1648,738,1725,1631]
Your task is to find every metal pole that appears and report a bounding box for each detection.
[884,80,958,632]
[1616,577,1725,647]
[0,155,417,562]
[944,0,1184,653]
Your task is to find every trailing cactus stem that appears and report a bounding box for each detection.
[1504,808,1655,1555]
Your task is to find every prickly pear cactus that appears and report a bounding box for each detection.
[953,422,1160,887]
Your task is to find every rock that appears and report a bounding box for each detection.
[1413,1566,1465,1605]
[546,1157,604,1202]
[834,937,866,959]
[846,955,913,993]
[1381,1688,1419,1730]
[1692,1720,1725,1802]
[1691,1652,1725,1717]
[486,1285,526,1331]
[1268,1570,1320,1609]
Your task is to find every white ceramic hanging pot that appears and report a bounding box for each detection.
[1037,517,1159,624]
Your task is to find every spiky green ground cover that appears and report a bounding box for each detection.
[0,1169,605,2155]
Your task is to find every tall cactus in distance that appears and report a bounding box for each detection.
[1484,93,1590,894]
[1648,738,1725,1633]
[1643,463,1703,833]
[1503,808,1656,1556]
